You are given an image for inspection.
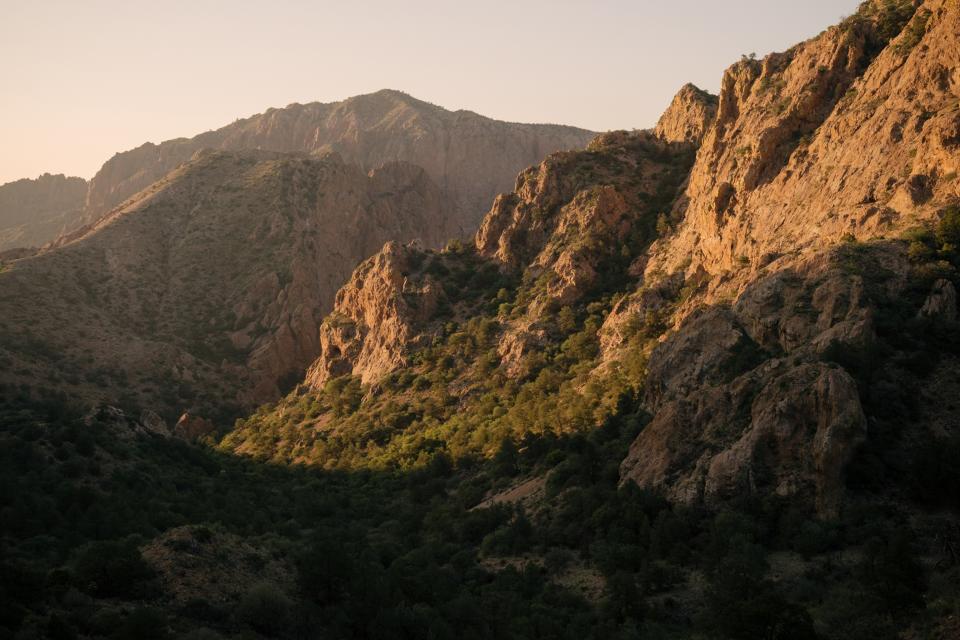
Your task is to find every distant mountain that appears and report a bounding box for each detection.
[0,174,86,251]
[0,149,455,418]
[83,89,596,235]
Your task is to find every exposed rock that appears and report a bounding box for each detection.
[919,278,957,321]
[654,83,719,146]
[496,320,549,379]
[477,131,685,271]
[0,173,87,251]
[707,363,866,516]
[620,247,892,515]
[173,413,216,442]
[139,409,170,436]
[647,0,959,283]
[82,404,174,439]
[83,89,595,236]
[305,241,445,387]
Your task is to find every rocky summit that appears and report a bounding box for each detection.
[82,89,595,236]
[2,2,960,640]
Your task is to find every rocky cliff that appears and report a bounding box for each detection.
[653,83,718,146]
[224,0,960,521]
[83,90,596,236]
[0,173,87,251]
[613,0,960,513]
[646,0,959,285]
[0,149,452,419]
[305,241,447,388]
[299,130,693,391]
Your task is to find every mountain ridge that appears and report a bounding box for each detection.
[83,89,596,236]
[0,173,87,252]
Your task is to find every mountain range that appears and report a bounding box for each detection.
[0,90,594,253]
[1,1,958,639]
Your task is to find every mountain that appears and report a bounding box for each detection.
[0,173,87,251]
[234,0,960,513]
[3,1,960,639]
[216,0,958,634]
[0,149,454,419]
[83,89,596,235]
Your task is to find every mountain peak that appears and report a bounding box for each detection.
[654,83,718,146]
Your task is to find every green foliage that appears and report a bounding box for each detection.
[891,8,930,55]
[936,205,960,253]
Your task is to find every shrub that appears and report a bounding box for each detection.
[237,582,292,636]
[936,205,960,252]
[115,607,168,640]
[73,540,153,598]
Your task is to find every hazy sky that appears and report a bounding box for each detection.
[1,0,861,185]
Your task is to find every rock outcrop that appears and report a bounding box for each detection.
[653,84,718,146]
[647,0,959,283]
[0,173,87,251]
[83,90,596,236]
[620,249,883,516]
[302,130,697,388]
[173,412,217,442]
[614,0,960,514]
[305,241,446,387]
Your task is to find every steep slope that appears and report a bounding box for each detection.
[609,0,960,514]
[5,2,960,639]
[83,89,596,235]
[645,0,960,285]
[653,83,718,146]
[0,173,87,251]
[224,129,694,466]
[227,0,960,516]
[0,149,453,419]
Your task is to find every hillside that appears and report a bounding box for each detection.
[0,149,454,419]
[0,173,87,251]
[83,89,596,235]
[227,0,960,510]
[218,0,959,635]
[2,1,960,639]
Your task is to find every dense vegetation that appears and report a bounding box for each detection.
[3,391,959,640]
[3,97,959,640]
[3,205,956,638]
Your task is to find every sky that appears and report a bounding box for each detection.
[0,0,862,185]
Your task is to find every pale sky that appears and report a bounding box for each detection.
[0,0,861,185]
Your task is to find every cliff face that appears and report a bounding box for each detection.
[305,241,447,388]
[223,1,960,520]
[304,131,694,389]
[83,90,596,236]
[653,83,718,146]
[647,0,959,284]
[614,0,960,513]
[0,174,87,251]
[0,150,452,418]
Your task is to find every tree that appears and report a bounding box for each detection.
[73,540,153,598]
[238,582,292,636]
[936,205,960,253]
